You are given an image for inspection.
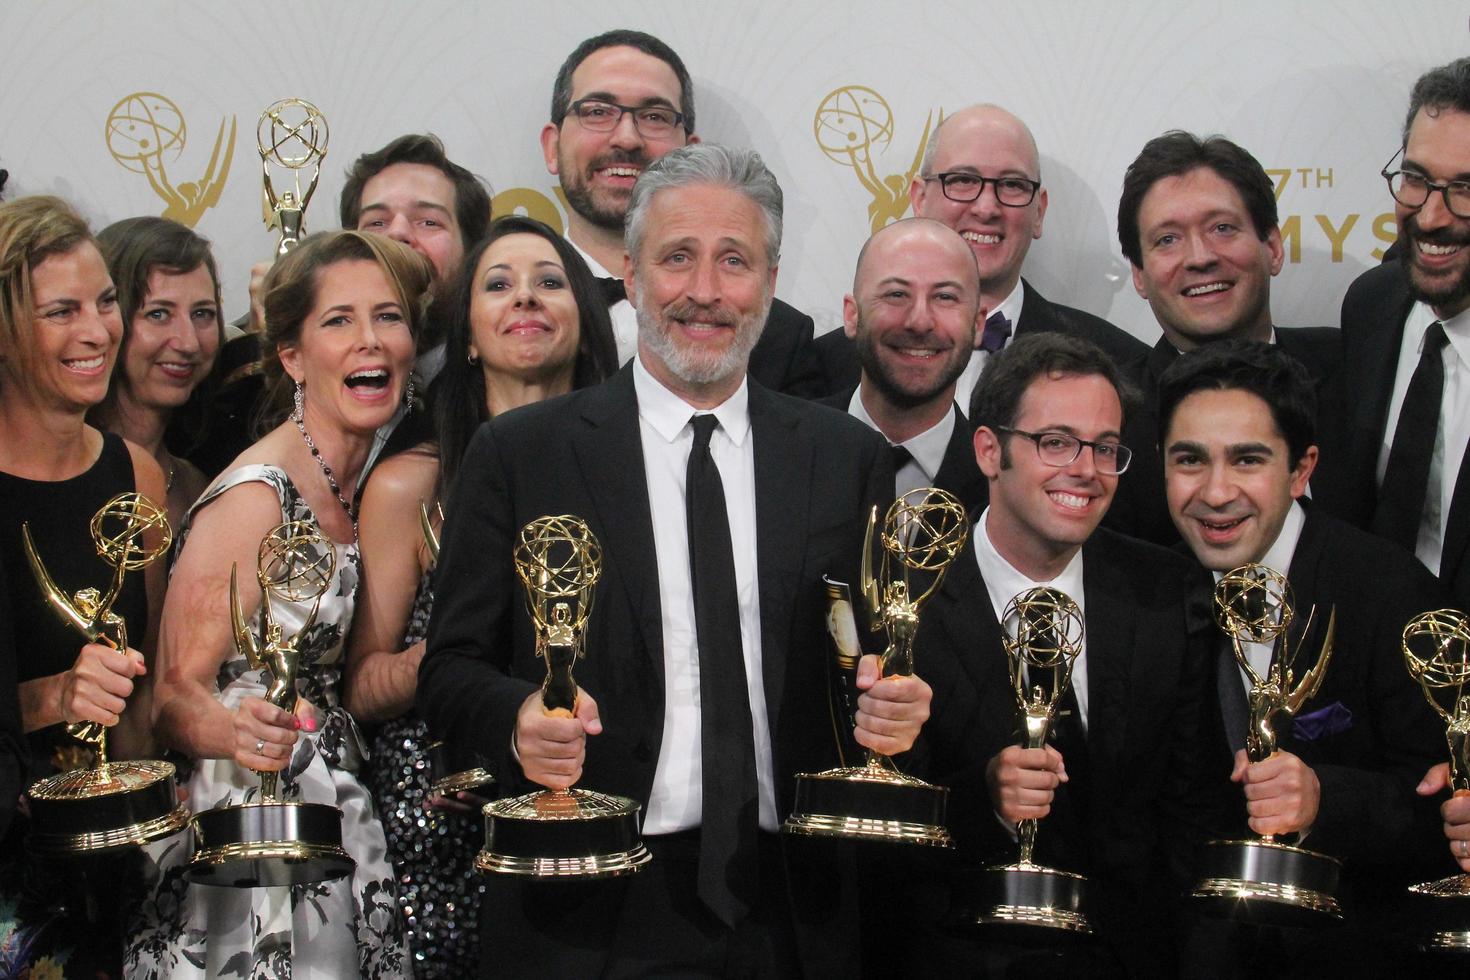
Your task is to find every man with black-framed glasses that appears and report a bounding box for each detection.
[812,104,1146,402]
[539,30,821,396]
[1316,56,1470,613]
[906,331,1221,974]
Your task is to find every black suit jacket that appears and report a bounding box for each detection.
[1206,507,1445,878]
[1315,260,1470,608]
[1116,328,1342,546]
[914,528,1220,973]
[420,366,888,974]
[821,390,986,519]
[811,278,1149,400]
[749,297,823,398]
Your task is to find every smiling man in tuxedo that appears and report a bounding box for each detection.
[422,143,928,977]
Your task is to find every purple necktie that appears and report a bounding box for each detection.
[979,310,1013,353]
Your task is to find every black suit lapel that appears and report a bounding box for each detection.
[1282,508,1335,733]
[1441,432,1470,592]
[932,405,987,519]
[928,540,1010,705]
[750,384,813,736]
[1080,538,1137,784]
[571,369,664,677]
[1014,278,1048,335]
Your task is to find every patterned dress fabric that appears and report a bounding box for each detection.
[365,575,486,977]
[124,465,408,979]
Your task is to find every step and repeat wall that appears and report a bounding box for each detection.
[1,1,1464,340]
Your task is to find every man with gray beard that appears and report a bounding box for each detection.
[421,144,927,977]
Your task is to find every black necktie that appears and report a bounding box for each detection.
[597,275,627,307]
[979,310,1013,353]
[685,414,758,927]
[1374,321,1448,551]
[890,443,913,473]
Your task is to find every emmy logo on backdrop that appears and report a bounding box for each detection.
[105,92,236,228]
[1190,563,1341,925]
[784,487,968,846]
[185,521,355,888]
[476,515,650,879]
[257,98,329,255]
[813,86,941,233]
[1402,609,1470,952]
[22,492,190,853]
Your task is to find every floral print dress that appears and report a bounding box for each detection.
[124,465,409,979]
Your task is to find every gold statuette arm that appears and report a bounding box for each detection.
[1286,608,1336,715]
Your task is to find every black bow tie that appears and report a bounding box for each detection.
[597,276,627,307]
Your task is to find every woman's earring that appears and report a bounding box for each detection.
[292,380,305,421]
[404,377,416,408]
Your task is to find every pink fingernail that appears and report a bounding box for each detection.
[304,718,317,732]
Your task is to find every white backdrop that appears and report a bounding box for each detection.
[1,1,1464,340]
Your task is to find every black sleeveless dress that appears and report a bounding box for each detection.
[0,432,149,979]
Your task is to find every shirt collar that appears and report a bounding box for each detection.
[973,506,1087,614]
[569,238,616,281]
[633,353,751,446]
[846,391,957,481]
[991,277,1025,329]
[1409,300,1470,373]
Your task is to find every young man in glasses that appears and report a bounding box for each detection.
[1160,341,1445,975]
[1113,131,1342,545]
[1315,57,1470,613]
[910,332,1219,974]
[540,30,821,395]
[816,105,1146,402]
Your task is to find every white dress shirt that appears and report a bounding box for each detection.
[847,391,957,498]
[1211,500,1306,691]
[570,240,640,365]
[972,507,1090,728]
[1375,302,1470,575]
[632,355,777,833]
[955,278,1027,415]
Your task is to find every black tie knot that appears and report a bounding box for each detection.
[890,443,914,472]
[690,413,719,452]
[597,275,627,307]
[1426,319,1449,354]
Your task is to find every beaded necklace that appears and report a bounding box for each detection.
[295,414,358,537]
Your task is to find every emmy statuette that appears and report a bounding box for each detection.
[784,487,968,846]
[184,521,354,887]
[1402,609,1470,952]
[476,515,650,878]
[1190,564,1342,925]
[971,587,1093,934]
[22,493,191,853]
[418,500,494,797]
[257,98,328,255]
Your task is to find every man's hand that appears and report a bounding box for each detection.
[60,643,145,728]
[514,688,602,790]
[853,654,931,755]
[986,744,1067,825]
[1232,749,1320,837]
[1417,763,1470,872]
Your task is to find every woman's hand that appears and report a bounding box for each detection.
[59,642,146,728]
[233,696,301,772]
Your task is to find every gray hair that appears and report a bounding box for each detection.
[625,144,783,266]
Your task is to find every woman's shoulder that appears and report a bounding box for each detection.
[362,445,439,508]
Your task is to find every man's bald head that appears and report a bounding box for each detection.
[910,104,1048,301]
[853,216,979,294]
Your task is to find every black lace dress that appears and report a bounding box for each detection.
[365,574,486,978]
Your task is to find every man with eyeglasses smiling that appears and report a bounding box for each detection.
[1317,57,1470,617]
[909,332,1219,973]
[540,30,821,395]
[813,105,1146,402]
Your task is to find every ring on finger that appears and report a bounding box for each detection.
[1460,839,1468,858]
[255,737,267,754]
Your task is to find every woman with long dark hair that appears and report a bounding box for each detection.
[346,215,616,975]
